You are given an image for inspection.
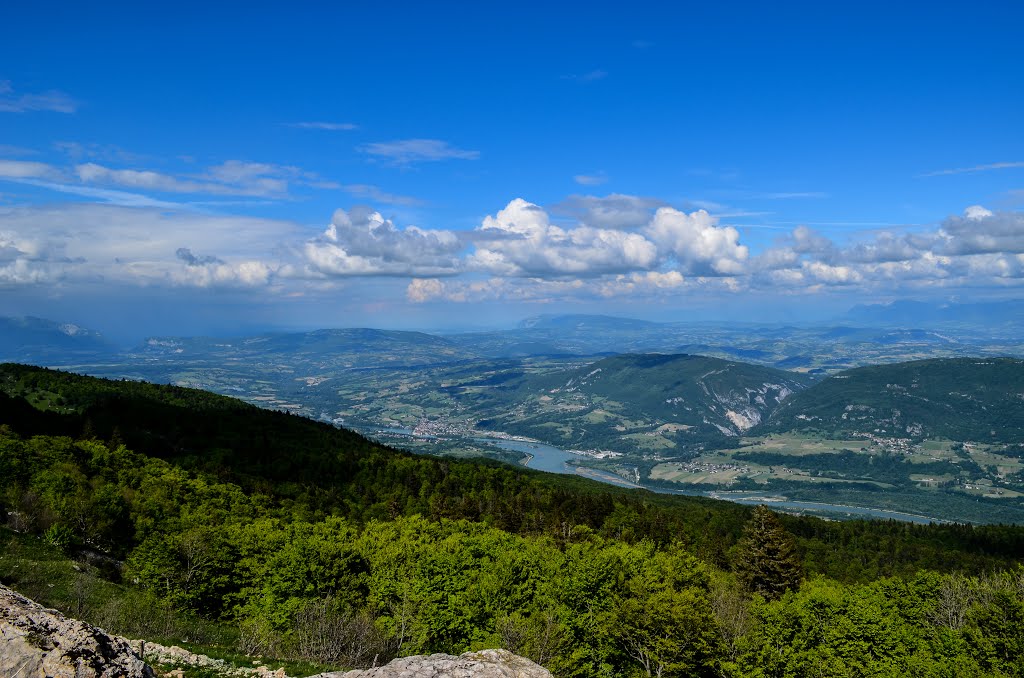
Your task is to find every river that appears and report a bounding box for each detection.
[367,428,948,524]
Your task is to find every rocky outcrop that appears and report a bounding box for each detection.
[133,640,291,677]
[0,583,548,678]
[0,583,153,678]
[311,649,552,677]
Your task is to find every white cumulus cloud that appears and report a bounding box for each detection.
[303,207,464,277]
[552,194,665,230]
[469,198,659,277]
[643,207,749,275]
[5,193,1024,307]
[938,207,1024,255]
[406,278,447,302]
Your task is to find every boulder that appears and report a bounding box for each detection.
[0,583,153,677]
[311,649,552,677]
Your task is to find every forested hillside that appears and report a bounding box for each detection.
[476,354,813,451]
[1,364,1022,677]
[764,357,1024,443]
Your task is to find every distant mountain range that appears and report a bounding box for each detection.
[516,313,661,331]
[137,327,474,367]
[0,317,116,362]
[5,303,1023,373]
[844,299,1024,327]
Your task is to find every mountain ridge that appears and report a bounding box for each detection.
[0,316,116,362]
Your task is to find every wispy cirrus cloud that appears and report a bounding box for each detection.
[0,159,63,181]
[0,81,78,113]
[713,189,828,202]
[286,121,359,131]
[0,144,37,156]
[341,184,425,207]
[561,69,608,82]
[919,161,1024,177]
[359,138,480,166]
[54,141,145,163]
[75,160,338,198]
[0,155,340,202]
[202,160,298,195]
[574,172,609,186]
[18,180,186,208]
[754,191,829,200]
[75,163,219,194]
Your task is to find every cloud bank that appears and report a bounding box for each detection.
[0,194,1021,309]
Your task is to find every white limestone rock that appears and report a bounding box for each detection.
[0,583,154,677]
[311,649,552,678]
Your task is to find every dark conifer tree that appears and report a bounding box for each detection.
[733,505,802,599]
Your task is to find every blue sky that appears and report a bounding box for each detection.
[1,1,1023,340]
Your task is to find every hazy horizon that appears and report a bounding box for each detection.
[6,296,1021,349]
